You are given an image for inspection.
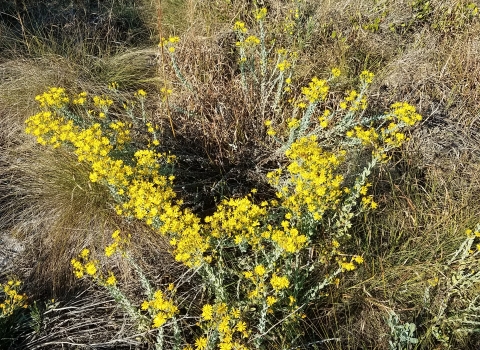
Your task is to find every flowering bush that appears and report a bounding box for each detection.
[24,5,423,350]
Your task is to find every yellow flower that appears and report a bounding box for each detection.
[254,265,266,276]
[71,259,84,278]
[230,308,241,319]
[243,271,253,279]
[301,77,329,103]
[219,343,232,350]
[270,274,290,291]
[236,320,247,332]
[254,7,267,21]
[341,261,355,271]
[267,128,276,136]
[85,261,97,276]
[331,67,341,77]
[353,255,364,264]
[244,35,260,46]
[105,272,116,286]
[195,337,208,350]
[266,295,277,306]
[233,21,247,33]
[135,89,147,98]
[202,304,213,321]
[360,70,375,84]
[80,248,90,259]
[105,243,117,257]
[153,313,167,328]
[277,60,291,71]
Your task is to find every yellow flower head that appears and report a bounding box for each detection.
[84,261,97,276]
[270,274,290,291]
[105,272,117,286]
[360,70,375,84]
[254,7,268,21]
[195,337,208,350]
[233,21,247,33]
[202,304,213,321]
[331,67,341,77]
[266,295,277,306]
[244,35,261,46]
[80,248,90,259]
[254,264,266,276]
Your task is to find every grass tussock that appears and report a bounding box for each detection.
[1,0,480,349]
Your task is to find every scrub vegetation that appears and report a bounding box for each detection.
[1,0,480,349]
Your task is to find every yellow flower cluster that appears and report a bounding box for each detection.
[243,264,269,300]
[104,229,130,257]
[244,35,260,46]
[0,279,28,317]
[389,102,423,126]
[382,122,407,148]
[287,117,300,129]
[300,77,329,103]
[141,289,178,328]
[283,4,299,35]
[73,91,88,105]
[318,109,330,128]
[160,87,173,102]
[26,87,184,240]
[73,123,112,160]
[331,67,341,77]
[242,266,291,308]
[35,87,70,108]
[465,228,480,238]
[108,120,131,147]
[108,82,119,91]
[204,197,267,248]
[269,136,345,220]
[343,102,422,157]
[196,303,250,350]
[277,59,292,71]
[160,36,180,53]
[134,89,147,98]
[339,90,368,111]
[120,176,175,223]
[264,120,276,136]
[254,7,268,21]
[465,228,480,252]
[263,222,308,253]
[339,255,364,271]
[71,248,118,286]
[71,248,99,279]
[24,111,71,147]
[346,126,379,146]
[270,274,290,291]
[233,21,247,33]
[360,70,375,84]
[93,95,113,110]
[162,206,208,267]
